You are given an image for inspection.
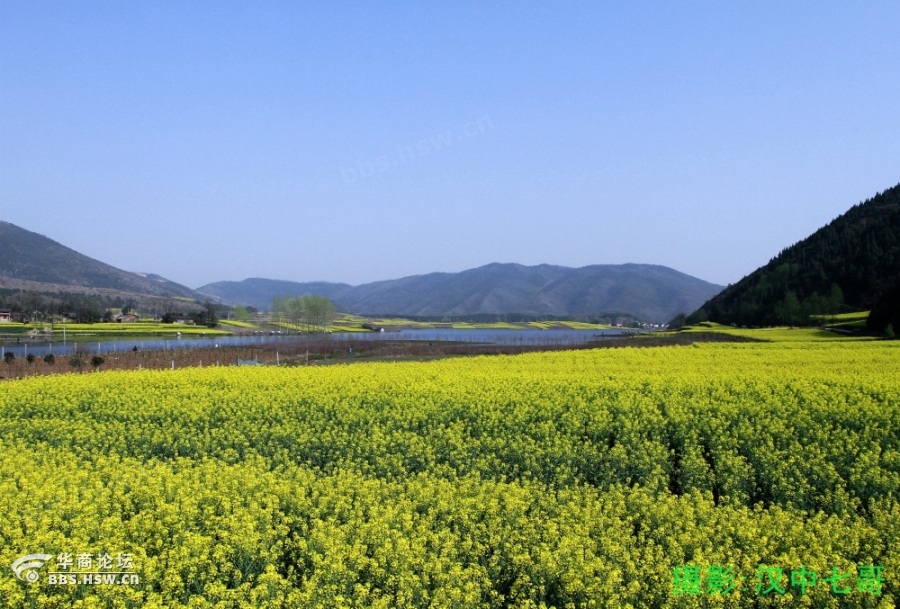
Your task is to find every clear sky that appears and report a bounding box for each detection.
[1,2,898,289]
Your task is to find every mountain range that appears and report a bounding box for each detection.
[1,220,722,322]
[5,181,898,328]
[198,264,722,323]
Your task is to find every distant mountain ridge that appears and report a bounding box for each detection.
[0,220,722,322]
[0,221,202,300]
[689,183,900,326]
[199,263,723,322]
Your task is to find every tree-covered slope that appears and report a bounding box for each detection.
[690,183,900,326]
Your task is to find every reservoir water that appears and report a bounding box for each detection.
[0,328,635,358]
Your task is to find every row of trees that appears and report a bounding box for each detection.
[0,291,106,323]
[0,290,207,324]
[270,295,336,333]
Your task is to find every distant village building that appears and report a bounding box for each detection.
[0,310,12,323]
[116,313,140,323]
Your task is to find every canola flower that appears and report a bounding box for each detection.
[0,342,897,607]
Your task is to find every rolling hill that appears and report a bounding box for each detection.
[199,263,723,323]
[689,183,900,327]
[0,221,202,301]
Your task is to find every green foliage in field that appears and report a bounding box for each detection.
[1,343,898,607]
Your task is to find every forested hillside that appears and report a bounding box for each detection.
[690,184,900,326]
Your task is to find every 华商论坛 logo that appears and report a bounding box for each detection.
[11,554,53,583]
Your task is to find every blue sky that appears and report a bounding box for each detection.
[2,2,898,288]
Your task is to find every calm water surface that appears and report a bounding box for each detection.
[0,328,634,357]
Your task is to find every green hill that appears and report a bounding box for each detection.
[689,183,900,327]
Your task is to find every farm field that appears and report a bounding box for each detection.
[1,342,898,607]
[678,322,874,342]
[809,311,872,330]
[218,320,261,330]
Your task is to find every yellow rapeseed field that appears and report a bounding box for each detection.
[1,342,897,607]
